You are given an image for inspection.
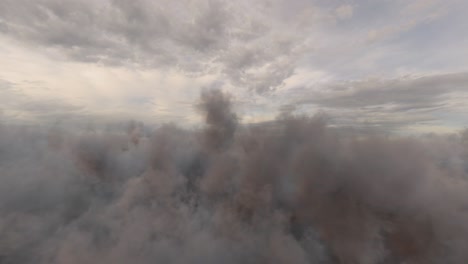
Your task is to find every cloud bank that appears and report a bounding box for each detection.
[280,72,468,131]
[1,90,468,263]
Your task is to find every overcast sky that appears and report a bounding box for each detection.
[0,0,467,132]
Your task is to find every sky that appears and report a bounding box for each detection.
[0,0,467,133]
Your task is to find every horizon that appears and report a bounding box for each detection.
[1,0,467,133]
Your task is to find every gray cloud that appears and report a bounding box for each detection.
[281,72,468,130]
[313,72,468,108]
[0,0,320,92]
[1,90,468,263]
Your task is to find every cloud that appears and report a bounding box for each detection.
[0,79,86,124]
[0,0,321,92]
[311,72,468,108]
[1,0,467,132]
[335,4,353,20]
[278,72,468,130]
[0,90,468,263]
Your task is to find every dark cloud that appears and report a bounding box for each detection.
[1,90,468,263]
[198,89,238,150]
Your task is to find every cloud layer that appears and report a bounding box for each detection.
[0,0,319,92]
[281,72,468,131]
[1,90,468,263]
[0,0,467,130]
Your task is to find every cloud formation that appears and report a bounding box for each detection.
[0,0,467,130]
[278,72,468,131]
[0,0,321,92]
[1,90,468,263]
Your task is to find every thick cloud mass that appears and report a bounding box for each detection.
[0,90,468,263]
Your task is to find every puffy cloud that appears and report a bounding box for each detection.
[1,90,468,263]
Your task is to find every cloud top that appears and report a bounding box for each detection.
[1,90,468,263]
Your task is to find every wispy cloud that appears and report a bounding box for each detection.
[0,0,467,130]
